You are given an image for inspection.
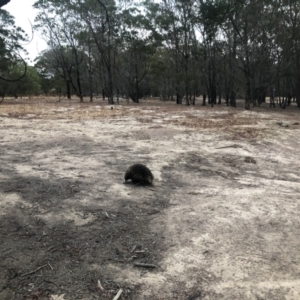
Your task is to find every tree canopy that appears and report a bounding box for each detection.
[0,7,28,82]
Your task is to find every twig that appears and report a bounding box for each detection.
[130,245,138,253]
[97,279,105,292]
[127,256,138,262]
[47,246,54,252]
[216,144,241,149]
[43,279,58,286]
[113,288,123,300]
[134,263,157,268]
[50,248,65,253]
[38,233,48,241]
[47,262,53,271]
[21,264,48,277]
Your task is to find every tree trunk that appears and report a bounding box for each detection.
[66,81,71,99]
[135,77,140,103]
[176,92,182,104]
[245,80,251,110]
[102,89,106,101]
[184,54,190,106]
[269,86,276,108]
[73,50,83,102]
[191,92,196,105]
[296,80,300,108]
[202,93,206,106]
[229,25,237,107]
[107,65,114,105]
[230,89,236,107]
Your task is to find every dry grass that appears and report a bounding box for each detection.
[0,102,125,120]
[0,97,298,142]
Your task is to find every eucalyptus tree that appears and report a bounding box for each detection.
[0,8,28,82]
[144,0,197,105]
[222,0,281,109]
[34,0,86,101]
[6,65,42,98]
[35,48,76,98]
[114,2,156,102]
[219,9,238,107]
[70,0,119,104]
[120,39,154,102]
[196,1,217,106]
[77,30,97,102]
[174,0,197,105]
[275,0,300,108]
[147,48,176,100]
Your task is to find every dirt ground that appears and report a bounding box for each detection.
[0,97,300,300]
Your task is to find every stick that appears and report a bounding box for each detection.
[47,262,53,270]
[216,144,241,149]
[130,245,138,253]
[127,256,137,262]
[113,288,123,300]
[134,263,157,268]
[97,279,105,292]
[21,264,48,277]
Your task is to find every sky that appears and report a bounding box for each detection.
[4,0,48,64]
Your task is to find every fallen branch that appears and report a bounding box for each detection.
[134,263,157,268]
[113,288,123,300]
[21,264,48,277]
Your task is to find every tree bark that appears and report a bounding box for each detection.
[202,93,206,106]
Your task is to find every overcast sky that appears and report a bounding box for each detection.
[5,0,48,64]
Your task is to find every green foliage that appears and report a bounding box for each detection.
[0,8,28,81]
[0,65,42,97]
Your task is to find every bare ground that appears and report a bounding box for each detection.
[0,98,300,300]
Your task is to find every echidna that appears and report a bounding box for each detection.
[124,164,154,185]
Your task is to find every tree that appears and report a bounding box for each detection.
[0,8,28,82]
[74,0,118,104]
[9,65,41,97]
[34,0,87,101]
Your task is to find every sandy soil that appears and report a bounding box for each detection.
[0,98,300,300]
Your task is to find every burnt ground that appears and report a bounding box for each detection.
[0,97,300,299]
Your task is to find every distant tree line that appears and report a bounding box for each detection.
[1,0,300,110]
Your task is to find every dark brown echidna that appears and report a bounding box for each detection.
[124,164,154,185]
